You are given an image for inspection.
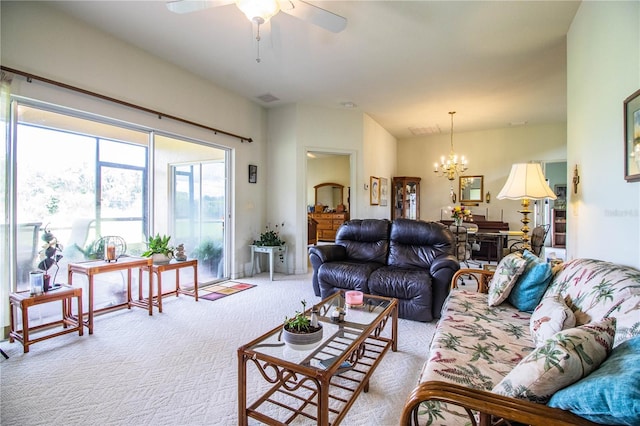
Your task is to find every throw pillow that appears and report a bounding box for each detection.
[548,336,640,425]
[487,252,527,306]
[493,318,616,404]
[508,250,553,312]
[530,293,576,347]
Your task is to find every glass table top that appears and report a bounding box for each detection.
[245,291,394,370]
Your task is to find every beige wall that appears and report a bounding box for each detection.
[1,1,266,279]
[567,1,640,268]
[267,103,396,274]
[397,123,566,229]
[361,114,398,220]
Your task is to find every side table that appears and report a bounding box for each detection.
[250,244,287,281]
[67,256,153,334]
[9,286,83,353]
[137,259,199,313]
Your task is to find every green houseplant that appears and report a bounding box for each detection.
[142,233,174,264]
[254,222,285,247]
[282,300,323,350]
[191,238,223,277]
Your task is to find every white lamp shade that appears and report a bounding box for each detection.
[497,163,557,200]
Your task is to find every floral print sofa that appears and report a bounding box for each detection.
[401,256,640,426]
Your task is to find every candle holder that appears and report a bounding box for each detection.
[345,290,364,307]
[96,236,127,262]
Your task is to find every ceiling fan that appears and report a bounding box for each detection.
[166,1,347,61]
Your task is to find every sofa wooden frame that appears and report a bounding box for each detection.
[399,268,599,426]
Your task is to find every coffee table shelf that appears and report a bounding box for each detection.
[238,291,398,425]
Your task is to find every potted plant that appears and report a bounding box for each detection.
[254,222,285,247]
[191,238,223,277]
[37,225,64,291]
[282,300,323,350]
[141,233,174,265]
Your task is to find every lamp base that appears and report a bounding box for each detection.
[518,198,532,251]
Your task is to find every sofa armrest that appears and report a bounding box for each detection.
[308,244,347,264]
[400,381,598,426]
[451,268,494,293]
[308,245,347,297]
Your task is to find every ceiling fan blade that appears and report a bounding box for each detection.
[166,0,233,14]
[280,0,347,33]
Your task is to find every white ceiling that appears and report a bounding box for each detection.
[48,0,581,139]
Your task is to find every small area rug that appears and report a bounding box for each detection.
[198,281,256,301]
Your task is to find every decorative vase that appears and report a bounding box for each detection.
[282,324,323,351]
[454,217,463,227]
[151,253,171,265]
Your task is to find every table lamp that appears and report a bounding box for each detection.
[497,163,557,250]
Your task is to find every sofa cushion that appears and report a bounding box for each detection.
[493,317,616,404]
[488,252,527,306]
[317,261,382,296]
[368,267,433,321]
[507,250,553,312]
[547,336,640,425]
[545,258,640,347]
[335,219,390,264]
[530,293,576,347]
[387,219,455,268]
[420,290,535,388]
[417,289,535,425]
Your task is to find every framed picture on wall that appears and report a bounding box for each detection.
[370,176,379,205]
[379,177,388,206]
[624,88,640,182]
[248,164,257,183]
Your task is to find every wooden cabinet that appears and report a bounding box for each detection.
[391,177,421,220]
[552,209,566,248]
[309,212,350,242]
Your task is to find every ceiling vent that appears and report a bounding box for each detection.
[257,93,280,103]
[408,125,441,136]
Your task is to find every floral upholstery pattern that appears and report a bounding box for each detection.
[530,293,576,347]
[493,318,616,403]
[548,258,640,348]
[487,252,527,306]
[417,290,535,425]
[414,258,640,425]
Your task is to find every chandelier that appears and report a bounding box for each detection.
[434,111,468,181]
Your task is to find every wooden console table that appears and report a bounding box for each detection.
[9,286,83,353]
[67,256,152,334]
[138,259,199,313]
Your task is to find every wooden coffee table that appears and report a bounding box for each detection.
[237,291,398,425]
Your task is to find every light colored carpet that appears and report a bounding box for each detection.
[0,272,437,426]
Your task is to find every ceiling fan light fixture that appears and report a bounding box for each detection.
[236,0,280,24]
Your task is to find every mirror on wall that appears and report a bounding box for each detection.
[314,182,344,211]
[459,175,484,203]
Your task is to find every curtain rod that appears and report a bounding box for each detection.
[1,65,253,143]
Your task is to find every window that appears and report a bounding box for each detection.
[10,102,229,300]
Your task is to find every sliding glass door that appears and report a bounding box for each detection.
[154,135,228,284]
[172,161,226,282]
[10,101,229,295]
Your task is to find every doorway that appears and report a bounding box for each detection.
[306,150,353,246]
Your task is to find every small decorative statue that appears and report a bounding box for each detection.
[175,243,187,261]
[37,225,63,292]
